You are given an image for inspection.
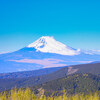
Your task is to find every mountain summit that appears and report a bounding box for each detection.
[27,36,80,55]
[1,36,100,73]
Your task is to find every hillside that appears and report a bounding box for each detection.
[0,67,62,79]
[0,62,100,91]
[67,63,100,75]
[39,73,100,96]
[0,66,68,91]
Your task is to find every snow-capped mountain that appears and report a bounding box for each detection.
[0,36,100,73]
[27,36,80,55]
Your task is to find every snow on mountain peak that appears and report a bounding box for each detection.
[27,36,80,55]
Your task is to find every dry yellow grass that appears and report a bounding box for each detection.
[0,88,100,100]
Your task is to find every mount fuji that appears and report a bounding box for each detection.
[0,36,100,73]
[27,36,80,55]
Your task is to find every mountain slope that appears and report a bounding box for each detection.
[27,36,80,55]
[39,73,100,95]
[0,67,62,79]
[0,66,68,91]
[67,63,100,75]
[0,36,100,73]
[0,62,100,91]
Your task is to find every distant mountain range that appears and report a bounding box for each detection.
[0,67,62,79]
[0,36,100,73]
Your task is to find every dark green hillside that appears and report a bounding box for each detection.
[39,73,100,95]
[0,67,68,91]
[68,63,100,75]
[0,62,100,91]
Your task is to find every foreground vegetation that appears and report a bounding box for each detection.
[0,88,100,100]
[38,73,100,96]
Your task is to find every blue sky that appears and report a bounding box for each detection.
[0,0,100,53]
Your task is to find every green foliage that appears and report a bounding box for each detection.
[39,73,100,96]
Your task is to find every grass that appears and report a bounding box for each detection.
[0,88,100,100]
